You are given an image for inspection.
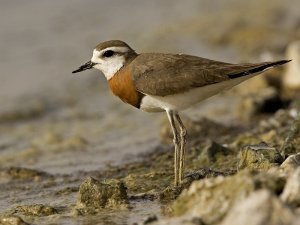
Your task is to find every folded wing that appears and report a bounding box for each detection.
[132,53,289,97]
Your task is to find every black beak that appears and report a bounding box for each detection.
[72,61,96,73]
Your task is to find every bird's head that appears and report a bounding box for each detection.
[72,40,137,80]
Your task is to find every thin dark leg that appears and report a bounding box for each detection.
[175,113,187,183]
[166,110,180,186]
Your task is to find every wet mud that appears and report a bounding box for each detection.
[1,0,300,224]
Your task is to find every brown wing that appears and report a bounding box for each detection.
[131,53,289,96]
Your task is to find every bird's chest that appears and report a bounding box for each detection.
[108,67,143,108]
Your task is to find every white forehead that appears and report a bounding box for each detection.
[91,46,130,62]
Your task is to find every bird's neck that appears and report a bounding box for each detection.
[106,52,138,81]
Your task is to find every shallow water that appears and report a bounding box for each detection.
[0,0,299,224]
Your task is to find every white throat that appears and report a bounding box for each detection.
[91,48,127,80]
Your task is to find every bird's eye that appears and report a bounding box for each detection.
[102,50,114,57]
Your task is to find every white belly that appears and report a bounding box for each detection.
[140,74,255,112]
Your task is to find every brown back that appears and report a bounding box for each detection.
[131,53,289,96]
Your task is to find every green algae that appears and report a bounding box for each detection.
[13,204,58,217]
[1,167,51,181]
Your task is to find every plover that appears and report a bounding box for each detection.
[73,40,290,186]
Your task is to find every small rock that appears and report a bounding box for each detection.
[0,215,29,225]
[238,142,284,170]
[142,215,158,224]
[14,204,57,216]
[280,153,300,173]
[184,168,227,182]
[133,215,158,225]
[76,177,129,214]
[281,167,300,207]
[221,190,294,225]
[283,40,300,91]
[172,170,284,224]
[149,216,205,225]
[280,113,300,157]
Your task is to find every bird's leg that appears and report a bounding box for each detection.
[175,113,187,184]
[166,110,180,186]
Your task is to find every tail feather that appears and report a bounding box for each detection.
[228,59,291,79]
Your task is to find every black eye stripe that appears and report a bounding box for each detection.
[102,50,114,57]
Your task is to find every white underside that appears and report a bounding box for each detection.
[140,74,257,112]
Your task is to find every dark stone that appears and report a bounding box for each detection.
[238,142,284,170]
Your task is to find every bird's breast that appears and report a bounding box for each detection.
[108,66,143,108]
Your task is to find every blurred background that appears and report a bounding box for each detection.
[1,1,300,224]
[0,0,299,173]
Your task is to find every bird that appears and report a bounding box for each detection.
[72,40,290,186]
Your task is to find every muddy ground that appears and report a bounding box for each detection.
[1,0,300,225]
